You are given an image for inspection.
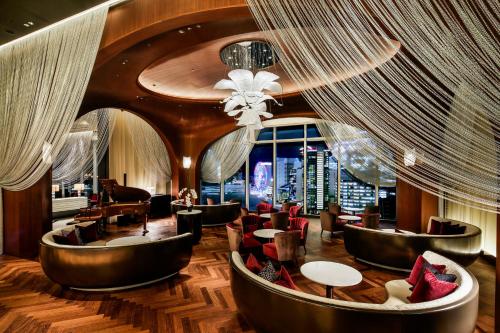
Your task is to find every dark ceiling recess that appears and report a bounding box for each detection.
[0,0,118,46]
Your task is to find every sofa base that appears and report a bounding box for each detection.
[70,272,178,292]
[356,258,411,273]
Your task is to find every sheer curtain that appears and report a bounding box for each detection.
[317,121,396,187]
[201,127,259,183]
[246,0,499,212]
[109,110,171,194]
[52,109,117,186]
[0,7,108,253]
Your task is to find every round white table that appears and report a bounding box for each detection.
[338,215,362,223]
[253,228,283,241]
[344,207,365,215]
[106,235,151,246]
[259,213,272,219]
[300,261,362,298]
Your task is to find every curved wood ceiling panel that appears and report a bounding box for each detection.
[137,31,400,101]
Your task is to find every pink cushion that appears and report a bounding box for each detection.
[263,243,278,260]
[408,269,458,303]
[245,253,263,273]
[274,266,299,290]
[406,255,446,286]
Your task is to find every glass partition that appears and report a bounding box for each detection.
[200,181,221,205]
[249,144,273,209]
[276,125,304,140]
[276,142,304,205]
[340,168,375,211]
[224,164,246,207]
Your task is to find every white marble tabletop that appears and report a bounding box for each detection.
[253,228,283,239]
[259,213,272,219]
[177,209,202,215]
[338,215,362,221]
[300,261,362,288]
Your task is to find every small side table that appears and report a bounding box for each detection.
[177,209,202,244]
[300,261,362,298]
[253,228,283,242]
[338,215,362,224]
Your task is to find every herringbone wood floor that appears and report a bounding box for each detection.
[0,218,494,332]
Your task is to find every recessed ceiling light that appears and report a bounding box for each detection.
[196,24,201,28]
[187,27,192,30]
[178,29,185,34]
[23,23,29,27]
[28,21,34,26]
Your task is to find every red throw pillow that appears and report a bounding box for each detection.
[439,221,452,235]
[428,219,442,234]
[52,234,71,245]
[273,266,299,290]
[406,255,446,286]
[76,222,98,243]
[61,229,81,245]
[408,269,458,303]
[245,253,263,274]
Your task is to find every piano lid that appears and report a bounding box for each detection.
[100,179,151,203]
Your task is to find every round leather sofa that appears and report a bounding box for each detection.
[39,224,193,291]
[171,200,240,226]
[230,250,478,333]
[343,217,481,271]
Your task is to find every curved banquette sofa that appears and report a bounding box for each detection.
[171,200,240,226]
[344,217,481,271]
[230,250,478,333]
[40,223,193,291]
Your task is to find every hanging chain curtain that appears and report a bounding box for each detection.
[316,121,396,187]
[109,110,171,193]
[201,127,259,183]
[246,0,499,212]
[52,108,116,186]
[0,7,108,254]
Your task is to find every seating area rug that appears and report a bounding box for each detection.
[0,217,493,332]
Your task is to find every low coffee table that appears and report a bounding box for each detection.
[300,261,362,298]
[338,215,362,224]
[253,228,283,242]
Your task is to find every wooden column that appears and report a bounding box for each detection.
[2,170,52,259]
[396,179,438,233]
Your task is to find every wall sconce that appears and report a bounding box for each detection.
[182,156,192,169]
[73,183,85,196]
[404,148,417,167]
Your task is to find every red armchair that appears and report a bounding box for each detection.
[289,205,302,218]
[320,211,345,238]
[226,222,261,255]
[289,217,309,254]
[263,212,289,230]
[256,202,278,215]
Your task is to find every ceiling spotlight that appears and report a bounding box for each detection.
[187,27,192,30]
[28,21,34,26]
[196,24,201,28]
[228,56,233,60]
[178,29,185,34]
[23,23,29,27]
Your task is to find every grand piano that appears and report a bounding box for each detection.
[77,179,151,235]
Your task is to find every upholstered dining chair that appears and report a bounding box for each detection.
[241,215,262,234]
[256,201,277,215]
[328,202,342,216]
[289,205,302,218]
[226,223,242,252]
[289,217,309,254]
[320,210,346,238]
[207,198,215,205]
[263,230,300,264]
[281,202,297,212]
[270,212,289,230]
[361,213,380,229]
[240,207,249,217]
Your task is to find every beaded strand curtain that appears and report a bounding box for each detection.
[0,7,108,253]
[246,0,499,212]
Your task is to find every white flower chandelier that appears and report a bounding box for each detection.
[214,69,282,131]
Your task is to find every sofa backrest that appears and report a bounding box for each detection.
[426,216,481,236]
